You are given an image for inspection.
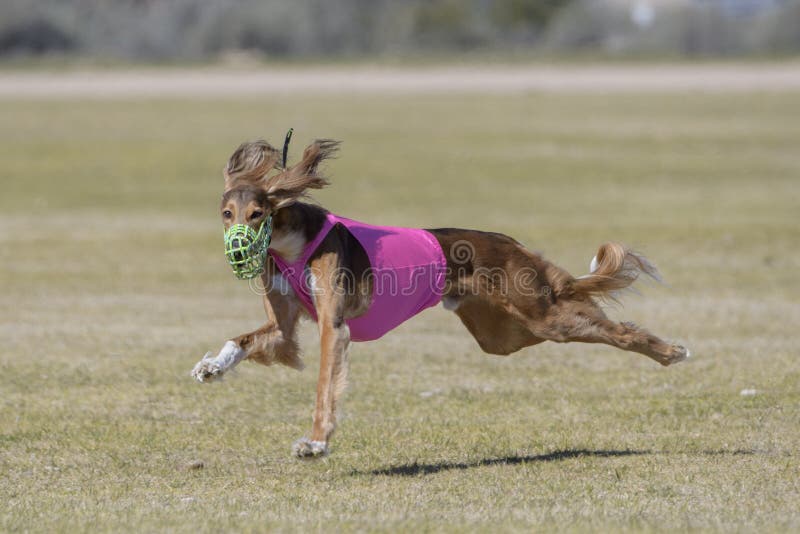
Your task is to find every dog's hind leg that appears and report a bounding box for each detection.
[452,296,545,355]
[580,319,689,366]
[526,300,689,366]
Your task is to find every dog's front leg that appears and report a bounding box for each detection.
[191,338,247,382]
[293,320,349,458]
[293,260,350,458]
[192,287,303,382]
[191,323,301,382]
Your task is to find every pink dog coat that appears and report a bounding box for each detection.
[269,213,447,341]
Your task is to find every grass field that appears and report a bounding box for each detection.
[1,82,799,531]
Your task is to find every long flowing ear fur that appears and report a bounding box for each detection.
[224,140,282,191]
[264,139,339,208]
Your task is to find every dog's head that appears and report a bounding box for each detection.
[221,138,338,227]
[220,138,339,278]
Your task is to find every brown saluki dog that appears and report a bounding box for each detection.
[192,138,689,458]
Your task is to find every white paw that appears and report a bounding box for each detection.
[292,437,328,459]
[666,344,690,366]
[191,352,223,383]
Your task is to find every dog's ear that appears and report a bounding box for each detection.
[264,139,339,209]
[224,140,282,192]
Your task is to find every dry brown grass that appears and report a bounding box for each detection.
[1,86,798,532]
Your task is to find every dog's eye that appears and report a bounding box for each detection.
[222,210,232,218]
[250,210,263,220]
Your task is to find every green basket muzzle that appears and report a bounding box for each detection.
[223,216,273,280]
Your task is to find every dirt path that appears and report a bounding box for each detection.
[1,63,799,98]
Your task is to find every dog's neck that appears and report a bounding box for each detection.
[269,202,328,262]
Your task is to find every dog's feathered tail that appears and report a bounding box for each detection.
[568,242,661,301]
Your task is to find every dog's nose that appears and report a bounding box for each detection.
[229,237,248,250]
[227,237,247,260]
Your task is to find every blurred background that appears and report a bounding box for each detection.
[1,0,800,62]
[2,1,799,532]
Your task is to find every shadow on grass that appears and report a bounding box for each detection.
[357,449,650,477]
[701,449,755,456]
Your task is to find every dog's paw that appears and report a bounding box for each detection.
[292,437,328,459]
[191,352,223,383]
[663,344,690,366]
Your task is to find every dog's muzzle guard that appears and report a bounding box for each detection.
[224,216,273,279]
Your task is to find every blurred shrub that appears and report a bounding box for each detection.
[545,0,798,57]
[0,19,77,55]
[0,0,797,60]
[544,0,630,51]
[751,0,800,53]
[0,0,569,59]
[413,0,485,49]
[492,0,572,30]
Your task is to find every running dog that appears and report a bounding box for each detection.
[191,138,689,458]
